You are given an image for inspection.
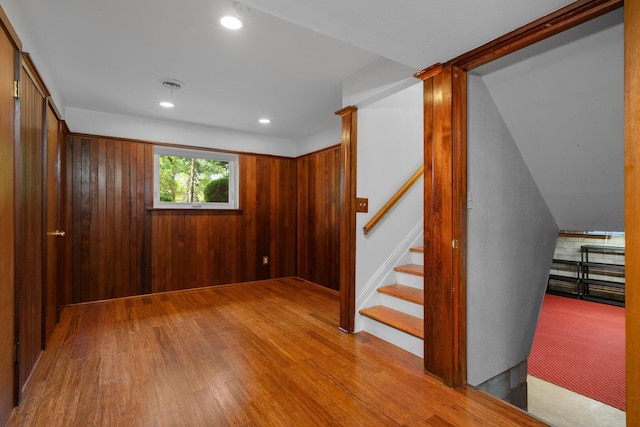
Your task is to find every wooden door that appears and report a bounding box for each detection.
[0,8,19,424]
[19,59,45,396]
[43,102,61,345]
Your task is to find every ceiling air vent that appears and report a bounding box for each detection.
[158,78,185,90]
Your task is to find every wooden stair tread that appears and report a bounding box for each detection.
[394,264,424,276]
[409,246,424,253]
[359,306,424,339]
[378,284,423,305]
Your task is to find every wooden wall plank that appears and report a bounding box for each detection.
[97,139,106,300]
[296,146,341,290]
[112,140,122,299]
[281,157,297,277]
[105,140,114,298]
[89,138,98,302]
[129,144,139,295]
[120,143,131,296]
[143,144,152,294]
[65,137,298,302]
[19,63,45,394]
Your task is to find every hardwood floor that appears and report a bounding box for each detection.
[7,277,545,426]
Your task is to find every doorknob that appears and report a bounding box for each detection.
[47,230,66,237]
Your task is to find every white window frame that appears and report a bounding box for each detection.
[153,146,239,210]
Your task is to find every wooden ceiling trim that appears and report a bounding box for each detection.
[450,0,623,71]
[22,53,50,98]
[0,5,21,51]
[414,63,443,81]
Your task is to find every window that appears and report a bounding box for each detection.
[153,146,239,209]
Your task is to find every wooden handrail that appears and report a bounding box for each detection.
[363,165,424,235]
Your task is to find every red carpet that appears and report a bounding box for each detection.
[528,294,626,411]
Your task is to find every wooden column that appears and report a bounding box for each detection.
[625,2,640,424]
[335,106,357,333]
[417,64,466,387]
[451,65,467,388]
[0,6,20,422]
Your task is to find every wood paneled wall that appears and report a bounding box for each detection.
[66,137,151,302]
[150,154,297,292]
[65,137,153,303]
[65,136,298,303]
[296,145,341,290]
[18,61,45,393]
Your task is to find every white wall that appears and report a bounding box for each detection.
[354,82,423,327]
[294,123,341,157]
[478,9,624,231]
[343,57,417,109]
[467,74,559,386]
[65,107,297,157]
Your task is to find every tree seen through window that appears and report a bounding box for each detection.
[159,155,229,203]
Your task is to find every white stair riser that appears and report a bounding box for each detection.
[411,251,424,266]
[379,294,423,318]
[361,317,424,358]
[395,272,424,289]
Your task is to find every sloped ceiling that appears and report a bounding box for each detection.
[240,0,577,69]
[476,9,624,231]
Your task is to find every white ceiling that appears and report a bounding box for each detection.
[3,0,575,142]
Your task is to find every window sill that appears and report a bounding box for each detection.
[147,207,243,214]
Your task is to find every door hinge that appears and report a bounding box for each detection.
[14,341,19,363]
[13,80,19,99]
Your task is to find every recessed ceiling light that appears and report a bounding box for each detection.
[220,15,242,30]
[259,118,271,124]
[160,101,174,108]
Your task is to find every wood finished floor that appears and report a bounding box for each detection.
[7,277,546,426]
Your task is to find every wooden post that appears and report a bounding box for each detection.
[335,106,357,333]
[625,2,640,424]
[418,64,466,387]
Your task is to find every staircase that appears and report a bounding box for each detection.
[359,246,424,358]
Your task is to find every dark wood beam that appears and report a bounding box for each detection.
[451,0,622,71]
